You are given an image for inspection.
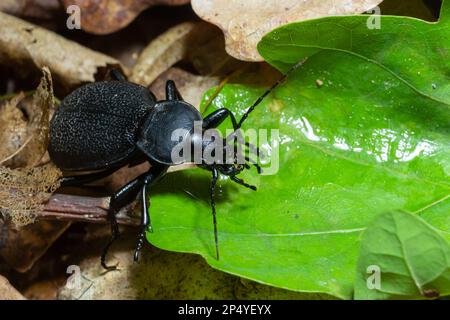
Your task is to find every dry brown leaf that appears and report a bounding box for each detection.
[0,12,121,88]
[62,0,190,35]
[130,22,197,86]
[0,68,63,266]
[23,280,60,300]
[0,275,26,300]
[19,67,53,167]
[149,67,219,107]
[0,220,70,272]
[0,0,61,19]
[192,0,384,61]
[0,93,28,167]
[186,23,245,76]
[0,67,54,167]
[131,22,242,86]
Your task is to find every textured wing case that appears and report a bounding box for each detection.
[49,81,156,170]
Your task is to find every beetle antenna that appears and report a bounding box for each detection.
[230,175,257,191]
[245,156,262,174]
[236,58,307,129]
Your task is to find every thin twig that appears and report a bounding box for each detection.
[39,193,139,226]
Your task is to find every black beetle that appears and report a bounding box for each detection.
[49,64,302,269]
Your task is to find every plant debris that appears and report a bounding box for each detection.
[0,67,61,227]
[62,0,190,35]
[0,12,121,88]
[0,275,26,299]
[0,0,61,20]
[192,0,384,61]
[130,22,198,86]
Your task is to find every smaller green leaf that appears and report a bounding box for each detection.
[354,211,450,300]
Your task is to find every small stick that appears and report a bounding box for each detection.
[38,193,139,226]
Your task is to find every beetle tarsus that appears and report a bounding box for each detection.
[101,214,120,271]
[210,168,220,261]
[133,228,146,263]
[230,175,257,191]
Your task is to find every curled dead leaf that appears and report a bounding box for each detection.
[0,67,61,227]
[0,220,70,272]
[0,67,54,167]
[0,93,28,167]
[0,12,121,88]
[0,0,61,19]
[130,22,198,86]
[131,21,243,87]
[19,67,53,167]
[192,0,384,61]
[62,0,191,35]
[186,23,245,76]
[149,67,219,108]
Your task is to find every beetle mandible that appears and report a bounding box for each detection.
[49,63,303,270]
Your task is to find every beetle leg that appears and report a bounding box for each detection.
[205,109,249,163]
[101,176,147,270]
[108,68,127,82]
[134,182,150,263]
[230,175,257,191]
[210,167,220,260]
[133,165,168,263]
[203,108,238,131]
[166,80,183,101]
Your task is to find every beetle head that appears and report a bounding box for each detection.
[196,130,260,190]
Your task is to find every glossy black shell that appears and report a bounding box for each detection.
[49,81,156,171]
[137,100,202,165]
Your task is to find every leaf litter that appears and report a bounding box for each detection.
[0,67,61,227]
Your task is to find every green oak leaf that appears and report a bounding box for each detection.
[147,2,450,299]
[258,0,450,105]
[354,211,450,300]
